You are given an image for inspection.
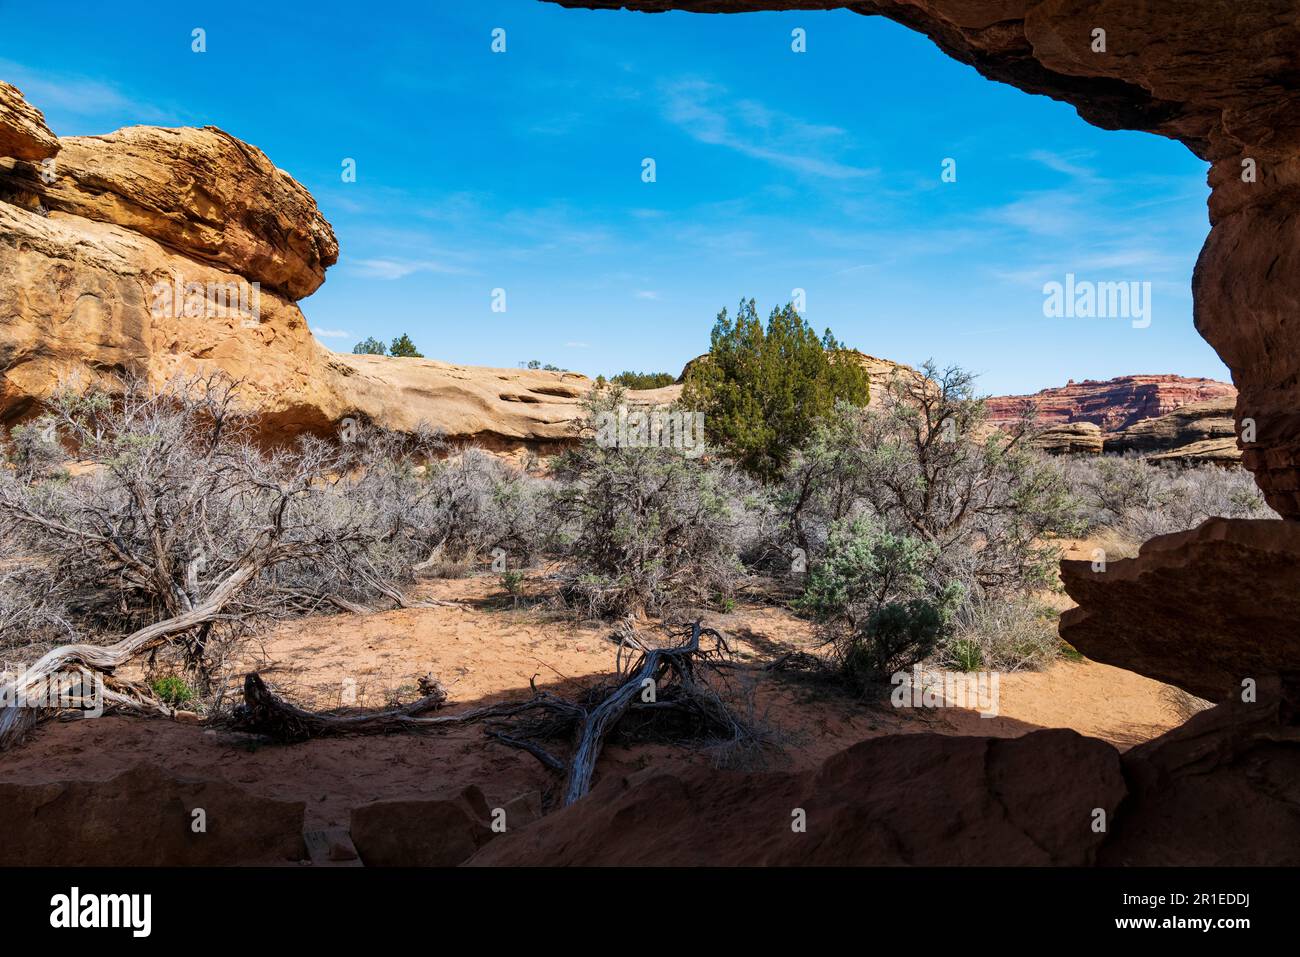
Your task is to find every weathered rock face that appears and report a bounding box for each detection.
[0,81,58,162]
[0,196,593,442]
[1102,680,1300,866]
[987,376,1237,433]
[333,354,589,449]
[471,729,1125,866]
[1030,420,1102,455]
[0,763,305,865]
[1060,518,1300,704]
[1104,396,1237,455]
[546,1,1300,516]
[350,786,496,866]
[0,84,595,451]
[3,125,338,300]
[1147,436,1239,466]
[0,199,333,431]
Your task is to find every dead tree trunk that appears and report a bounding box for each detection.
[231,673,450,741]
[229,672,578,741]
[0,562,260,749]
[563,622,724,805]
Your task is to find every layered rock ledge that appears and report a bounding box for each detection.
[1060,518,1300,704]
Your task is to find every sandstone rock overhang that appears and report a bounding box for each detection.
[544,0,1300,517]
[470,728,1127,866]
[1060,517,1300,704]
[470,681,1300,866]
[0,80,58,161]
[1,121,338,301]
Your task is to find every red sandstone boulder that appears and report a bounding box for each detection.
[0,763,305,865]
[350,786,496,866]
[1060,518,1300,703]
[1101,680,1300,865]
[469,729,1125,866]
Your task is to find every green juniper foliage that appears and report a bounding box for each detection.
[388,334,424,358]
[682,299,870,481]
[610,371,676,390]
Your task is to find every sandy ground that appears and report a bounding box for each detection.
[0,569,1183,829]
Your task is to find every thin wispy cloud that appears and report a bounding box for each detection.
[1026,149,1098,182]
[990,191,1087,238]
[661,78,875,180]
[310,327,354,340]
[350,258,472,280]
[0,59,175,126]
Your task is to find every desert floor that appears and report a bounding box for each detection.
[0,567,1182,831]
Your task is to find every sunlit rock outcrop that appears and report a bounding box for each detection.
[0,81,58,161]
[0,83,591,451]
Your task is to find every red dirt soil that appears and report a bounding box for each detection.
[0,575,1181,843]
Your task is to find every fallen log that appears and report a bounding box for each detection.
[230,672,450,741]
[227,623,757,809]
[228,672,578,742]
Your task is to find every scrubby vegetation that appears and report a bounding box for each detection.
[388,334,424,358]
[609,370,676,390]
[771,362,1080,687]
[548,386,754,619]
[352,333,425,358]
[0,375,543,691]
[0,319,1275,724]
[1064,453,1269,546]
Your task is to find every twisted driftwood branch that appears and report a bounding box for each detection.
[563,621,729,804]
[227,623,741,807]
[0,562,260,750]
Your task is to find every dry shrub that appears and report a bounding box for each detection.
[548,388,751,619]
[1065,454,1273,545]
[0,375,474,690]
[941,595,1062,672]
[1161,685,1214,722]
[413,447,548,575]
[0,557,72,665]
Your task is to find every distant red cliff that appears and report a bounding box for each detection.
[985,375,1237,432]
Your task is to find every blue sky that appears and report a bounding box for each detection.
[0,0,1226,394]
